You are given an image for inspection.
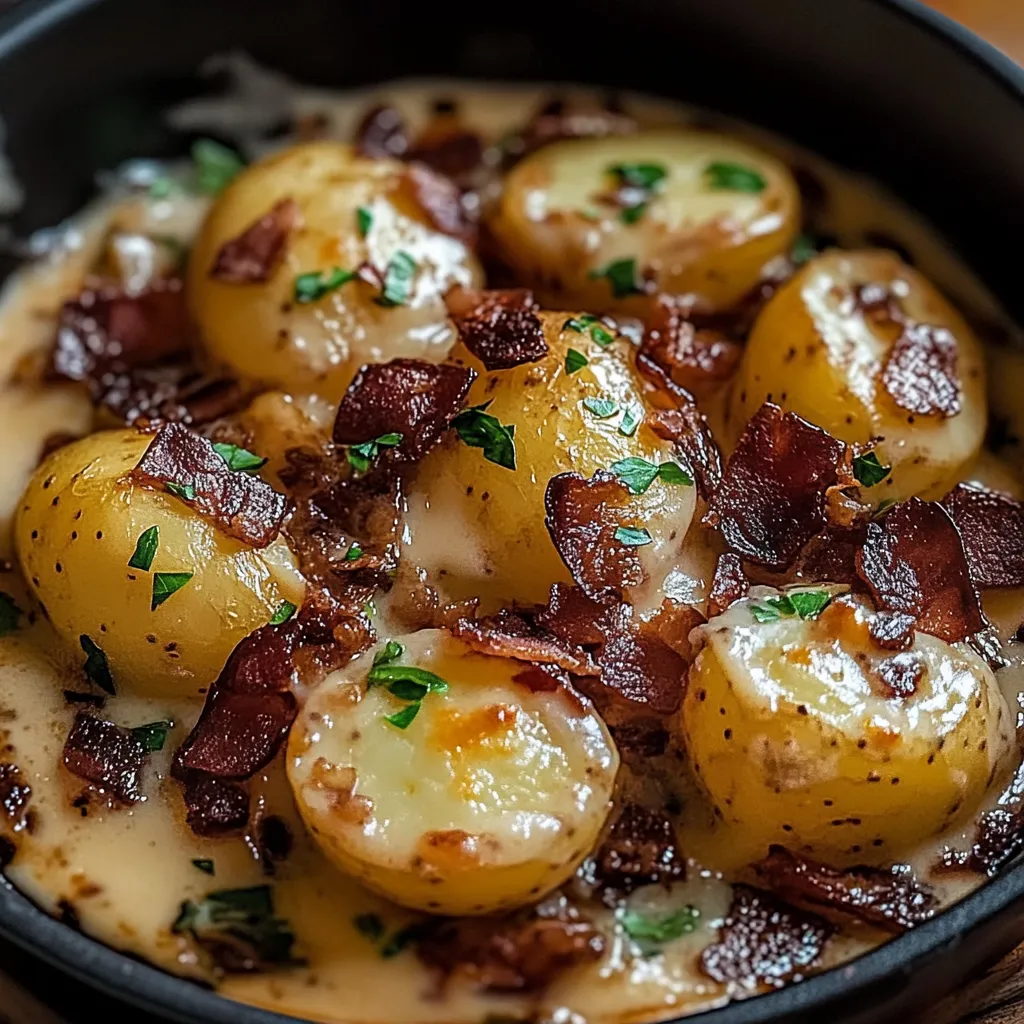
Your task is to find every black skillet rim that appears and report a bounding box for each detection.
[0,0,1023,1021]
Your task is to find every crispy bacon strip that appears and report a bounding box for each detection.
[62,714,146,805]
[209,198,298,283]
[708,553,749,616]
[446,288,547,370]
[941,483,1024,589]
[589,803,685,900]
[402,163,476,243]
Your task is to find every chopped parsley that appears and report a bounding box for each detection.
[583,397,619,419]
[614,526,652,547]
[792,233,818,265]
[354,912,385,941]
[452,403,516,471]
[704,161,767,193]
[564,314,616,347]
[609,457,692,494]
[565,348,589,375]
[343,542,364,562]
[589,258,643,299]
[619,203,647,225]
[294,266,356,304]
[750,590,832,623]
[357,206,374,238]
[132,720,172,753]
[384,703,421,729]
[347,432,403,473]
[852,451,892,488]
[192,859,216,876]
[618,405,642,437]
[128,526,159,571]
[608,162,667,224]
[166,482,196,502]
[368,660,449,731]
[374,251,418,307]
[380,921,431,959]
[269,600,297,626]
[0,592,23,636]
[212,442,267,474]
[875,498,897,515]
[353,912,427,958]
[151,571,194,611]
[80,634,114,695]
[192,138,245,195]
[172,885,302,968]
[622,907,699,954]
[373,640,405,667]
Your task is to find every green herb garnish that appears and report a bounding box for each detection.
[368,661,448,730]
[354,912,385,941]
[375,251,418,307]
[563,314,600,333]
[614,526,652,547]
[348,432,403,473]
[618,405,642,437]
[357,206,374,238]
[212,442,267,474]
[0,592,23,636]
[564,314,616,347]
[149,177,174,199]
[294,266,357,304]
[192,859,216,876]
[192,139,245,196]
[622,907,699,953]
[151,571,194,611]
[609,163,668,191]
[384,703,421,730]
[589,258,643,299]
[565,348,589,375]
[269,600,297,626]
[583,397,619,419]
[344,542,364,562]
[373,640,404,668]
[750,590,832,623]
[380,922,430,959]
[852,451,892,488]
[704,161,767,193]
[128,526,159,571]
[132,720,172,753]
[609,457,693,494]
[792,233,818,265]
[80,634,114,695]
[166,482,196,502]
[452,403,516,471]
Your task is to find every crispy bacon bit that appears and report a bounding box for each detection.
[209,198,298,283]
[752,846,938,933]
[707,403,846,571]
[103,365,245,428]
[513,105,637,161]
[130,422,286,548]
[855,498,984,644]
[591,803,684,900]
[180,775,250,837]
[793,525,866,586]
[355,104,409,159]
[941,483,1024,589]
[0,764,31,831]
[700,885,833,990]
[536,583,618,647]
[332,359,475,460]
[881,322,961,418]
[409,124,485,186]
[876,651,925,698]
[545,472,646,600]
[402,163,476,243]
[709,553,749,617]
[589,624,687,717]
[417,900,605,992]
[62,713,146,805]
[446,288,547,370]
[869,610,916,651]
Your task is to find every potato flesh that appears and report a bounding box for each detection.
[287,630,619,914]
[680,595,1014,868]
[729,249,987,501]
[15,430,304,698]
[402,311,698,607]
[487,130,800,312]
[188,141,483,401]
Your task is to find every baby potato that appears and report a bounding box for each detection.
[189,141,483,401]
[288,629,619,915]
[487,129,800,313]
[681,593,1014,868]
[403,311,698,607]
[729,249,987,501]
[15,430,304,698]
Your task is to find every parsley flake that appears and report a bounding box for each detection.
[380,922,430,958]
[128,526,159,571]
[622,907,699,953]
[192,859,216,876]
[375,251,418,307]
[609,457,692,494]
[166,482,196,502]
[609,162,668,191]
[373,640,405,668]
[368,660,449,730]
[132,720,172,753]
[348,432,403,473]
[269,600,297,626]
[852,451,892,488]
[294,266,356,304]
[452,403,516,470]
[344,542,364,562]
[354,912,385,941]
[0,592,23,636]
[620,203,648,225]
[614,526,652,547]
[384,703,421,729]
[151,571,194,611]
[589,258,643,298]
[192,139,245,195]
[357,206,374,238]
[590,324,615,346]
[792,233,818,265]
[149,177,174,200]
[565,348,589,375]
[750,590,832,623]
[618,405,642,437]
[583,397,619,419]
[80,634,114,695]
[563,314,600,333]
[212,442,267,474]
[705,161,767,193]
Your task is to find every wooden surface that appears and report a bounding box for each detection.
[2,1,1024,1023]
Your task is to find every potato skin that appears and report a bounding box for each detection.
[188,142,483,401]
[287,630,619,915]
[487,129,800,314]
[15,430,304,698]
[680,595,1014,868]
[729,249,987,502]
[403,311,698,607]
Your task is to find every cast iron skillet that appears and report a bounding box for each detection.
[0,0,1023,1021]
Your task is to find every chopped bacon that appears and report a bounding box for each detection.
[881,322,961,418]
[408,124,485,186]
[511,104,637,162]
[941,483,1024,589]
[209,198,298,283]
[355,104,409,159]
[792,524,867,586]
[752,846,938,933]
[588,623,687,717]
[700,885,833,990]
[130,422,286,548]
[402,163,476,243]
[446,288,547,370]
[332,359,475,460]
[590,803,685,900]
[544,472,646,600]
[103,364,245,427]
[709,553,749,617]
[62,713,146,805]
[0,764,31,831]
[855,498,985,644]
[707,403,847,571]
[869,610,917,651]
[180,775,250,837]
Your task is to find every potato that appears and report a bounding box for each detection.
[188,141,483,401]
[403,311,698,607]
[15,430,304,698]
[681,592,1014,868]
[728,249,987,502]
[287,629,618,914]
[487,129,800,313]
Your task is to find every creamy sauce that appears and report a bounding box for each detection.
[0,74,1021,1024]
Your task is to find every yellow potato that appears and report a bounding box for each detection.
[729,249,987,501]
[15,430,304,698]
[189,141,483,401]
[287,629,618,914]
[487,129,800,313]
[403,311,698,607]
[681,593,1014,868]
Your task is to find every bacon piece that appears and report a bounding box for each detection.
[130,422,286,548]
[792,525,866,586]
[446,289,547,370]
[709,553,748,616]
[941,483,1024,589]
[402,163,476,243]
[588,623,686,716]
[332,359,475,460]
[512,105,637,161]
[707,403,846,571]
[536,582,622,647]
[62,713,146,805]
[881,322,961,418]
[0,764,31,831]
[544,472,646,601]
[855,498,984,644]
[101,365,245,428]
[209,198,298,283]
[752,846,938,933]
[590,803,684,900]
[700,885,832,990]
[355,104,409,159]
[180,775,250,837]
